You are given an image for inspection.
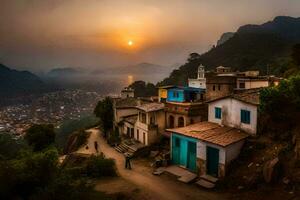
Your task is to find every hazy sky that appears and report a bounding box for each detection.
[0,0,300,72]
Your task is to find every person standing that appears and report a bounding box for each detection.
[94,141,98,153]
[125,153,132,169]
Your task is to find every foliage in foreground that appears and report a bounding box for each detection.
[259,75,300,139]
[25,124,55,151]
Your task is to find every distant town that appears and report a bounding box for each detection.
[0,90,104,136]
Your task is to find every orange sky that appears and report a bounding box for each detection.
[0,0,300,72]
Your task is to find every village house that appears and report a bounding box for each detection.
[113,97,140,135]
[207,89,260,135]
[158,85,176,103]
[206,74,236,101]
[164,86,207,130]
[167,122,248,178]
[121,87,135,98]
[135,102,165,145]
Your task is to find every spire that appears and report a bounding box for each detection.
[197,64,205,79]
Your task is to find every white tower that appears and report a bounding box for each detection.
[188,64,206,89]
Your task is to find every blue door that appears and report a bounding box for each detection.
[187,141,197,172]
[206,146,219,177]
[172,137,181,165]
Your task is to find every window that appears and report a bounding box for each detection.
[241,109,251,124]
[239,82,245,89]
[173,91,179,98]
[218,84,221,90]
[137,129,139,140]
[140,112,146,123]
[143,132,146,144]
[213,85,216,91]
[215,107,222,119]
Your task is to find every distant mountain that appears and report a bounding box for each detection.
[47,67,80,77]
[217,32,234,46]
[159,16,300,86]
[0,64,50,97]
[105,62,176,83]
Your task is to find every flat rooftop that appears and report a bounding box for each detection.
[166,121,248,147]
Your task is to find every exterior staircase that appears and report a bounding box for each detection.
[114,139,142,157]
[195,174,218,189]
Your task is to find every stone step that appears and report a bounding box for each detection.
[199,174,218,183]
[178,173,198,183]
[196,179,216,189]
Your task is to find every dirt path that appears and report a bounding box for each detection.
[88,128,227,200]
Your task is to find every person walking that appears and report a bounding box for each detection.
[94,141,98,153]
[125,153,132,170]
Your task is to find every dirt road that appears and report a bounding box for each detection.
[87,128,227,200]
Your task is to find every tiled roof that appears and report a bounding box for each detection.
[136,102,165,112]
[206,89,260,105]
[123,115,138,124]
[166,121,248,147]
[232,89,260,105]
[115,98,139,108]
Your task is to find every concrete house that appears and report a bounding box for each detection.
[165,87,207,131]
[113,97,140,135]
[158,85,176,103]
[167,122,248,178]
[207,89,260,135]
[121,87,134,98]
[134,103,165,145]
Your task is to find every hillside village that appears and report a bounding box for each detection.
[110,64,283,189]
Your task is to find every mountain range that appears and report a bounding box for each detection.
[159,16,300,86]
[0,64,50,98]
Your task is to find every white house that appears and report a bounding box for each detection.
[121,87,134,98]
[134,103,165,145]
[188,64,206,89]
[207,90,260,135]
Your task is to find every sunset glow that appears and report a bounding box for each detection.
[128,40,133,46]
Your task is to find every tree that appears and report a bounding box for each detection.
[292,44,300,66]
[129,81,157,97]
[0,133,27,159]
[94,97,114,137]
[187,52,201,62]
[25,124,55,151]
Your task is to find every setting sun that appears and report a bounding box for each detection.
[128,40,133,46]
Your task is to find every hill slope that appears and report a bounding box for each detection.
[159,16,300,86]
[0,64,49,97]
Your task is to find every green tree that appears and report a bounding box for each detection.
[129,80,157,97]
[0,133,27,159]
[292,43,300,66]
[25,124,55,151]
[94,97,113,138]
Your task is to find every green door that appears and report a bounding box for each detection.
[187,141,197,172]
[206,146,219,177]
[172,137,181,165]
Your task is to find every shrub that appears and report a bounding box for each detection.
[25,124,55,151]
[85,156,117,178]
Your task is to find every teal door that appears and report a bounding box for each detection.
[187,141,197,172]
[172,137,181,165]
[206,146,219,177]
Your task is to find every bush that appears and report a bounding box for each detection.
[25,124,55,151]
[85,156,117,178]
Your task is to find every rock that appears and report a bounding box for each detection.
[237,186,244,190]
[248,162,253,168]
[263,157,280,183]
[282,177,290,185]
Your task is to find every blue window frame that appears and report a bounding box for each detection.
[215,107,222,119]
[241,109,251,124]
